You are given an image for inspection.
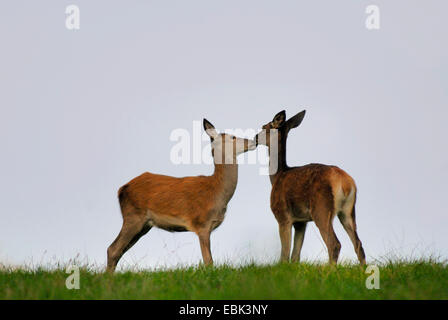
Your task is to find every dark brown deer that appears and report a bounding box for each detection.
[106,119,256,272]
[255,110,366,265]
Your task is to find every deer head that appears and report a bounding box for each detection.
[203,119,256,165]
[255,110,306,148]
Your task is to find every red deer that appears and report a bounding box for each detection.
[107,119,256,272]
[254,110,366,265]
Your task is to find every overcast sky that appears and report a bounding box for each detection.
[1,1,447,269]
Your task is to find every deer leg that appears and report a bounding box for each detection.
[106,216,151,273]
[338,207,366,265]
[315,221,341,264]
[291,222,307,262]
[278,222,292,262]
[197,231,213,266]
[312,202,341,264]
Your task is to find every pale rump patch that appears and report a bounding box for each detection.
[332,181,356,233]
[333,183,356,216]
[342,187,356,214]
[329,166,356,215]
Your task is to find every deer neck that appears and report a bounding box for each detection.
[212,162,238,205]
[268,135,288,185]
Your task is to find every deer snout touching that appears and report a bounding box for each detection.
[254,131,264,146]
[235,137,256,154]
[254,129,271,147]
[244,138,257,152]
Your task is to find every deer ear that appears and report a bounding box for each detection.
[272,110,286,127]
[286,110,306,130]
[203,118,218,138]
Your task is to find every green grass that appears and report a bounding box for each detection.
[1,259,447,299]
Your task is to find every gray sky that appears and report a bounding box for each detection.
[1,1,447,269]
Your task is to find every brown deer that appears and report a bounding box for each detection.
[254,110,366,265]
[106,119,256,272]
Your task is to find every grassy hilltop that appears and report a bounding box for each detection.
[1,259,447,299]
